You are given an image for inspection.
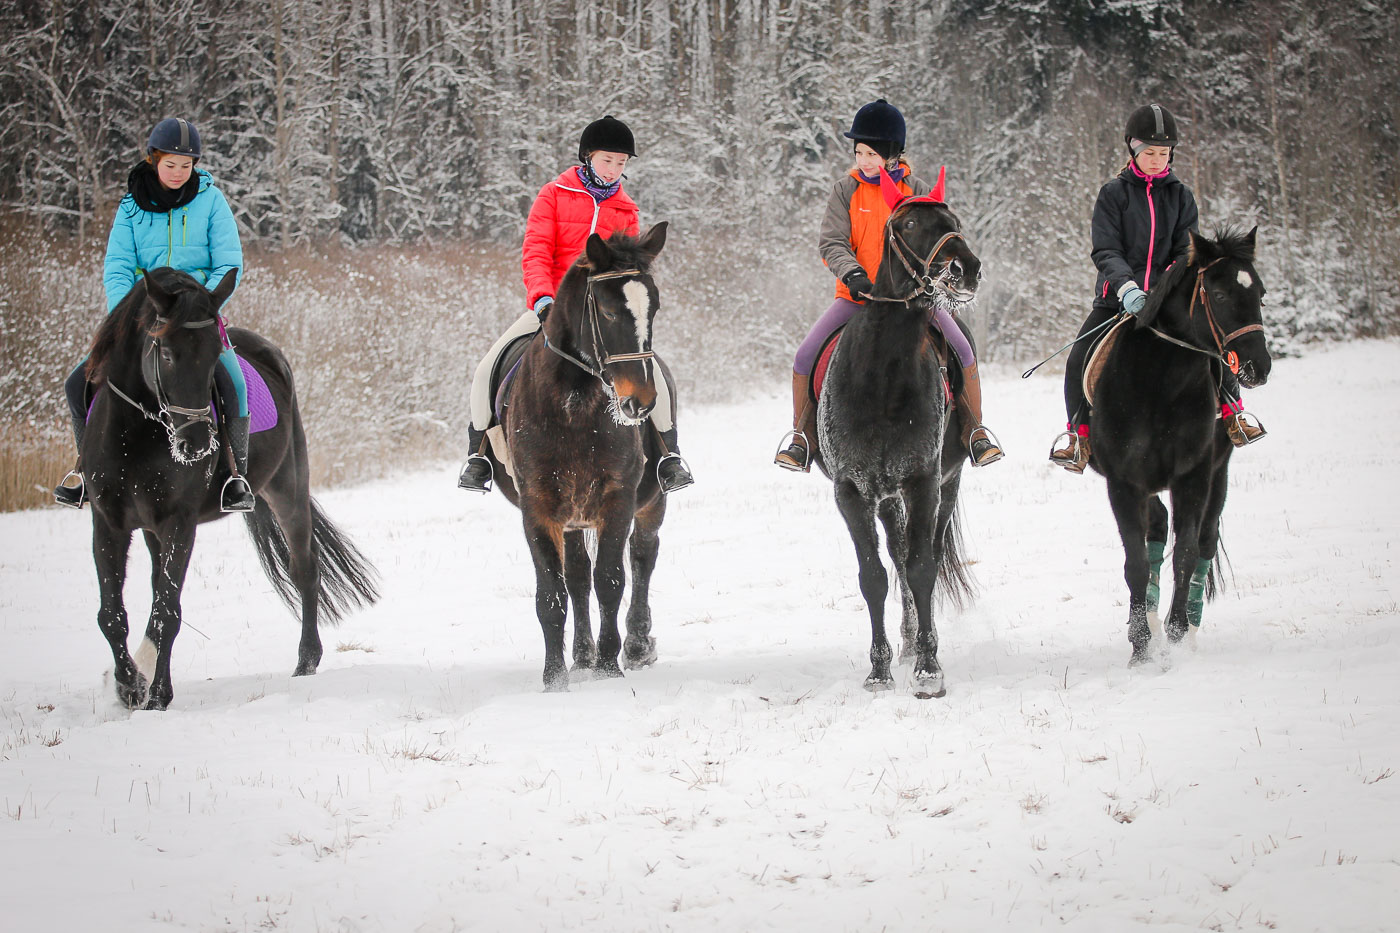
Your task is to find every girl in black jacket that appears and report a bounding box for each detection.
[1049,104,1265,473]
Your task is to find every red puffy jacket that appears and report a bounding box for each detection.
[522,167,640,310]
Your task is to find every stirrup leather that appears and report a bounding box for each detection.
[968,425,1005,467]
[773,429,812,472]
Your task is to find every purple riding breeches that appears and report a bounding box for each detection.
[793,297,976,375]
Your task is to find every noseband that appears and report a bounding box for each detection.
[1148,257,1265,375]
[544,268,655,387]
[109,313,221,451]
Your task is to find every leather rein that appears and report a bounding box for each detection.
[869,218,968,306]
[1147,256,1264,376]
[543,268,655,386]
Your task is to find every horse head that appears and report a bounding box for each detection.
[562,222,668,425]
[1138,227,1271,388]
[877,166,981,308]
[139,268,238,463]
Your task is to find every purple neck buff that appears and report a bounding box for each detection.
[576,164,622,202]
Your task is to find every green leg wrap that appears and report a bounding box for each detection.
[1185,557,1213,628]
[1145,540,1166,613]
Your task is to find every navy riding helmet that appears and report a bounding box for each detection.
[844,99,906,161]
[147,117,202,160]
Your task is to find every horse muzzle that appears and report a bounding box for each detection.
[1236,355,1270,389]
[613,390,656,425]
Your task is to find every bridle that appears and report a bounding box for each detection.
[1147,256,1264,376]
[109,313,221,453]
[871,214,971,306]
[543,268,655,387]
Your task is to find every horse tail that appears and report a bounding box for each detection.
[243,498,380,626]
[936,503,976,610]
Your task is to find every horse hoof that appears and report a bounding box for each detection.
[542,679,570,694]
[863,676,894,692]
[596,659,624,679]
[913,672,945,699]
[115,672,149,710]
[292,661,318,677]
[141,694,171,712]
[1128,644,1154,668]
[623,637,657,670]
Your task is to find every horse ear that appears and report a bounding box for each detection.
[878,166,906,210]
[1244,225,1258,258]
[144,270,173,313]
[211,268,238,311]
[584,232,612,271]
[1187,230,1213,266]
[928,165,946,204]
[637,221,668,261]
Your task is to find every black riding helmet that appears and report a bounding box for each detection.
[1124,104,1178,156]
[146,117,202,160]
[578,115,636,162]
[844,99,906,161]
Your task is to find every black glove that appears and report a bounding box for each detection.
[844,269,875,300]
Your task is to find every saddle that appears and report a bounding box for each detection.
[1082,315,1133,408]
[482,332,537,483]
[86,353,279,433]
[810,323,957,402]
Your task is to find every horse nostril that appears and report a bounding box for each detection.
[949,261,963,280]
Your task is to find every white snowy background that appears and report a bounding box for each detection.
[2,342,1397,932]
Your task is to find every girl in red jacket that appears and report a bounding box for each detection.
[774,99,1003,472]
[458,116,693,494]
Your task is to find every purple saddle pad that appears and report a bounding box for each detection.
[87,354,278,433]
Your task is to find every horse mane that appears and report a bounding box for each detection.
[85,268,213,385]
[1137,226,1256,328]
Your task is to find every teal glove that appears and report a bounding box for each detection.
[1121,286,1147,316]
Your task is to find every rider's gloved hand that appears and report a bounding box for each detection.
[844,269,875,301]
[1119,284,1148,316]
[533,295,554,321]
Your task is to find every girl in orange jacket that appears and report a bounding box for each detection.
[774,100,1003,472]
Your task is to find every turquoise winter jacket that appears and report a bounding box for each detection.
[103,168,243,312]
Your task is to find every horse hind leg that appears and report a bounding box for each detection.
[564,530,598,674]
[254,480,323,678]
[623,494,666,670]
[1145,496,1169,643]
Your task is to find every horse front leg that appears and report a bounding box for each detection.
[623,493,665,670]
[591,512,632,678]
[522,509,569,692]
[563,530,597,673]
[1105,480,1154,666]
[902,475,945,696]
[835,480,892,688]
[876,498,916,663]
[92,517,143,708]
[142,520,197,711]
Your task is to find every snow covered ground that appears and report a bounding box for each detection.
[2,341,1397,932]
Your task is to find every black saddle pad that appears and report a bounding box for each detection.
[490,332,535,422]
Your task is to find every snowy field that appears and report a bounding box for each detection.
[2,341,1397,932]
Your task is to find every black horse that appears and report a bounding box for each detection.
[816,182,976,696]
[1087,227,1270,665]
[484,224,672,691]
[79,268,379,710]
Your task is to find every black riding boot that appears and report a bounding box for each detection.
[53,404,87,508]
[655,426,694,494]
[221,415,256,513]
[458,425,494,493]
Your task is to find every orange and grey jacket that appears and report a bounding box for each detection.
[817,162,930,302]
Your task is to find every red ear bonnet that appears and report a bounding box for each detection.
[879,165,947,210]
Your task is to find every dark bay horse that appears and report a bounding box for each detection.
[485,224,672,691]
[1087,227,1270,665]
[80,268,379,710]
[816,177,976,696]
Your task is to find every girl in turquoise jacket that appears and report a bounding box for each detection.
[55,117,253,511]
